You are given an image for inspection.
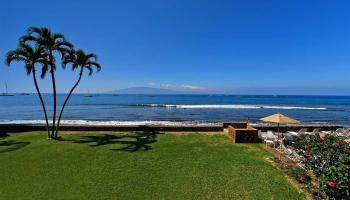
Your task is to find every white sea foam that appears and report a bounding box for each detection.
[138,104,326,110]
[0,120,220,126]
[261,106,326,110]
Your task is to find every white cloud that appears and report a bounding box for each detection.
[181,84,202,90]
[158,83,204,91]
[161,84,173,88]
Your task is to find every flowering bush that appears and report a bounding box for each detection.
[292,133,350,199]
[287,167,312,185]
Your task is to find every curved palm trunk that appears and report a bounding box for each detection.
[55,68,83,135]
[32,68,50,138]
[51,70,57,138]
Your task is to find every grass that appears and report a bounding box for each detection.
[0,132,306,200]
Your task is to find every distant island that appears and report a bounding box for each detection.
[110,87,201,95]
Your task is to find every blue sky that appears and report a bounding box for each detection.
[1,0,350,95]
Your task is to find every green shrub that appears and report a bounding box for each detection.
[292,134,350,199]
[287,167,312,185]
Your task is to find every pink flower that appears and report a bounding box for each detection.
[320,135,325,143]
[332,142,339,148]
[328,181,336,188]
[304,144,308,149]
[304,151,312,158]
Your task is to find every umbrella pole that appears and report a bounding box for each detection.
[278,123,282,160]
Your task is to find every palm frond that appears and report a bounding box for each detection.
[61,54,74,69]
[72,63,79,71]
[86,61,101,72]
[5,50,27,66]
[19,35,36,44]
[25,63,33,75]
[86,65,93,76]
[40,64,49,78]
[56,41,74,49]
[26,26,42,34]
[52,33,65,41]
[6,35,52,78]
[57,47,73,55]
[86,53,97,61]
[19,43,34,55]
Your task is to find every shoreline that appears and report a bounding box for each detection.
[0,119,341,126]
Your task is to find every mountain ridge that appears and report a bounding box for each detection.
[109,87,193,94]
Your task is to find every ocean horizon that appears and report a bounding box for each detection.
[7,92,350,97]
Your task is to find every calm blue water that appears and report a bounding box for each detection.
[0,94,349,126]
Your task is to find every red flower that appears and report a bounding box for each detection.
[304,151,312,158]
[328,181,336,188]
[320,135,325,143]
[332,142,339,148]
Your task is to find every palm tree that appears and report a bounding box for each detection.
[5,43,51,138]
[55,49,101,135]
[21,27,74,138]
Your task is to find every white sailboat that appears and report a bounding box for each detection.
[0,83,14,96]
[84,88,93,97]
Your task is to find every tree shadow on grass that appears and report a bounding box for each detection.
[67,131,159,152]
[0,140,30,154]
[0,130,10,139]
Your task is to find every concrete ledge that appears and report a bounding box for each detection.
[0,122,343,134]
[0,124,223,133]
[223,122,247,129]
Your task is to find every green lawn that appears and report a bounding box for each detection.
[0,132,305,200]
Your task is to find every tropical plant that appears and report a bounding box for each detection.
[292,134,350,199]
[21,27,74,138]
[55,49,101,135]
[5,43,51,138]
[287,167,312,185]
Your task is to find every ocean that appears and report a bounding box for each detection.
[0,94,349,126]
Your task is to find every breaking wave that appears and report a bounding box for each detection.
[134,104,327,110]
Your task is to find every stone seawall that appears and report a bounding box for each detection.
[0,124,223,133]
[0,122,343,134]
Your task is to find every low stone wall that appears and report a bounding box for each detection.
[0,122,343,134]
[223,122,247,129]
[0,124,223,133]
[228,125,260,143]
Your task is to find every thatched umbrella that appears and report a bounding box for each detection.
[261,113,299,133]
[260,113,299,124]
